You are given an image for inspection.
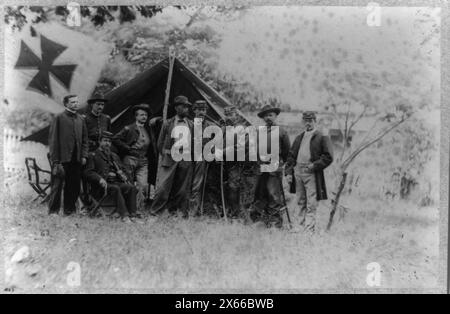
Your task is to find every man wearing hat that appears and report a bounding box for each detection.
[84,131,138,223]
[80,93,111,208]
[113,104,158,210]
[189,100,214,216]
[83,93,111,152]
[253,105,291,228]
[151,95,194,217]
[285,111,333,232]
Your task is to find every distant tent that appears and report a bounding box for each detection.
[23,57,250,145]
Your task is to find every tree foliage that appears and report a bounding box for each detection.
[87,6,265,112]
[4,5,165,29]
[322,65,438,229]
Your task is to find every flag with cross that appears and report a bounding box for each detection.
[5,22,112,113]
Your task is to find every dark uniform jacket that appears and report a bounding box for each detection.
[84,148,130,185]
[83,111,111,152]
[257,124,291,174]
[113,123,158,184]
[192,118,215,160]
[221,121,253,162]
[285,130,333,200]
[48,110,88,164]
[158,116,194,167]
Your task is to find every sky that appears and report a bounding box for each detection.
[213,6,440,111]
[4,5,441,115]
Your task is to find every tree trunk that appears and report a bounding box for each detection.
[327,171,348,231]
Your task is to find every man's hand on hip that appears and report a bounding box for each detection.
[306,164,315,173]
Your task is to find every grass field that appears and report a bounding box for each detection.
[0,182,441,293]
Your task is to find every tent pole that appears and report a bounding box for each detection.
[155,48,176,190]
[163,46,176,121]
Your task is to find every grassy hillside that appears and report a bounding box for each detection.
[1,183,440,292]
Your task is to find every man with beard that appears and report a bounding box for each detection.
[285,111,333,232]
[150,95,194,218]
[48,95,88,216]
[113,104,158,211]
[253,105,291,228]
[189,100,214,216]
[84,131,138,223]
[83,93,111,152]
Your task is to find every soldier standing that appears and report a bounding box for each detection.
[222,106,258,219]
[253,105,291,228]
[83,93,111,152]
[189,100,214,216]
[84,131,138,223]
[150,95,194,218]
[48,95,88,216]
[113,104,158,210]
[81,93,111,208]
[285,111,333,232]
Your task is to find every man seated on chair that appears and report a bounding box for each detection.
[84,131,139,223]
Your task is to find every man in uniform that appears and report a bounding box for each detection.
[48,94,88,216]
[84,131,138,223]
[83,93,111,152]
[113,104,158,210]
[285,111,333,232]
[221,106,259,219]
[253,105,291,228]
[189,100,214,216]
[150,95,194,218]
[81,93,111,207]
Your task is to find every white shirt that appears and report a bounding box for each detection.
[297,129,315,164]
[173,115,190,150]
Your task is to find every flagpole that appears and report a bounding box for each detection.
[155,47,175,188]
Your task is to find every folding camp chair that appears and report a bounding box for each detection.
[85,184,116,217]
[25,157,51,203]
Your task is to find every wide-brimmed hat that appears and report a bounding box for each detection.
[193,100,207,109]
[132,104,151,114]
[257,105,281,118]
[302,111,317,121]
[173,95,192,107]
[99,131,114,140]
[88,93,108,104]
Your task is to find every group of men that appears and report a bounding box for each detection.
[47,93,333,231]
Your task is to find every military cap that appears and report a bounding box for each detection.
[193,100,208,109]
[302,111,317,121]
[173,95,192,107]
[132,103,151,114]
[88,92,108,104]
[257,104,281,118]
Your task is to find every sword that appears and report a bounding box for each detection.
[277,174,292,229]
[220,162,228,222]
[199,162,210,216]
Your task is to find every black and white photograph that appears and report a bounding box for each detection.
[0,1,447,295]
